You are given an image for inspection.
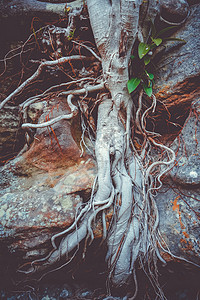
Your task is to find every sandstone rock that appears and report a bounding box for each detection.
[0,99,96,261]
[170,100,200,186]
[160,0,189,24]
[155,4,200,111]
[156,100,200,265]
[0,105,24,165]
[156,185,200,265]
[149,5,200,267]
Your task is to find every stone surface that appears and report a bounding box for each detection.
[156,99,200,265]
[157,185,200,264]
[155,4,200,110]
[160,0,189,24]
[170,100,200,186]
[0,99,96,260]
[0,105,24,165]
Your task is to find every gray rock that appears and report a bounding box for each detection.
[160,0,189,24]
[0,105,24,165]
[155,100,200,265]
[156,184,200,264]
[155,4,200,109]
[0,100,96,258]
[170,100,200,186]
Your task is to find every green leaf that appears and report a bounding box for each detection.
[143,83,153,97]
[150,44,157,50]
[164,37,186,43]
[149,19,156,38]
[156,26,176,38]
[127,77,141,94]
[151,37,162,46]
[148,80,153,87]
[130,55,135,60]
[144,56,150,65]
[145,71,154,80]
[138,43,150,59]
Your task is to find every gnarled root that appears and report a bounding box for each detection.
[18,94,168,293]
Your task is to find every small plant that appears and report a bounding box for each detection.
[127,21,186,97]
[67,29,76,41]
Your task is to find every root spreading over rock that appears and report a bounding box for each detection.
[1,0,198,298]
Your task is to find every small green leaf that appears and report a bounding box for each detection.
[144,56,150,65]
[151,37,162,46]
[127,77,141,94]
[143,83,152,97]
[148,80,153,87]
[156,26,176,38]
[149,19,156,38]
[145,71,154,80]
[130,55,135,60]
[164,37,186,43]
[138,43,150,59]
[150,44,157,50]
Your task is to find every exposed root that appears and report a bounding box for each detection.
[1,2,197,299]
[22,95,78,129]
[18,93,177,297]
[58,82,105,96]
[0,55,88,109]
[72,40,102,62]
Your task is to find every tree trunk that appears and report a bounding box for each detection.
[87,0,154,287]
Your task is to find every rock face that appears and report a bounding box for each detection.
[0,105,24,165]
[153,3,200,266]
[0,0,199,292]
[156,100,200,265]
[0,100,96,262]
[170,100,200,187]
[154,4,200,112]
[160,0,189,24]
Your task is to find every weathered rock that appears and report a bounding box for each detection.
[1,99,199,273]
[160,0,189,24]
[157,183,199,263]
[156,100,200,265]
[170,100,200,186]
[155,4,200,111]
[0,105,24,165]
[152,5,200,267]
[0,99,96,260]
